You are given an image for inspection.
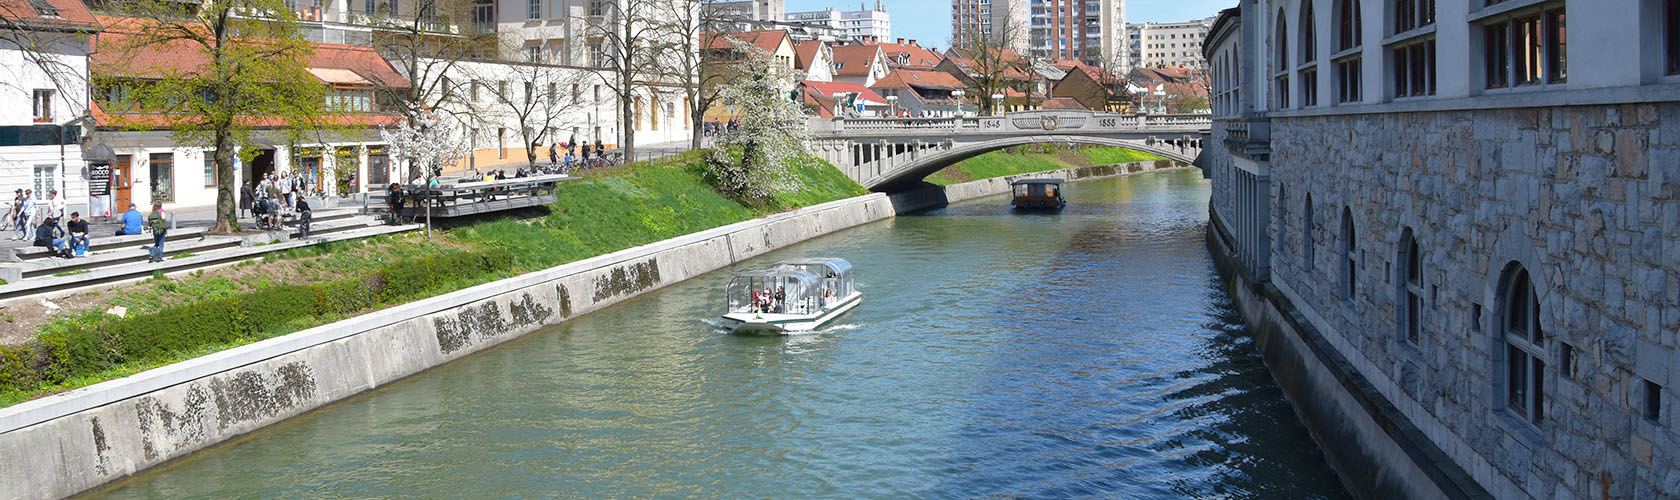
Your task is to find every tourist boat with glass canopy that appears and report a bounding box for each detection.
[720,257,860,334]
[1011,178,1066,210]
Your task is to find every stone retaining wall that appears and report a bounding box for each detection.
[0,161,1171,500]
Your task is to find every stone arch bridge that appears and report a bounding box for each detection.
[806,110,1211,191]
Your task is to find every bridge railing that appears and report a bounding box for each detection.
[809,111,1210,136]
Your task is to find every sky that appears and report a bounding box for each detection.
[780,0,1233,53]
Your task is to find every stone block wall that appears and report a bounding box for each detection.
[1265,103,1680,499]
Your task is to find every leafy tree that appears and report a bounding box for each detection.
[96,0,338,233]
[702,41,806,206]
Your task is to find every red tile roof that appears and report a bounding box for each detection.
[705,30,790,54]
[830,45,882,76]
[94,22,410,89]
[866,41,942,69]
[871,68,965,91]
[800,80,887,104]
[1040,97,1088,110]
[794,40,826,70]
[0,0,97,30]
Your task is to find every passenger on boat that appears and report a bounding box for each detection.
[774,287,786,313]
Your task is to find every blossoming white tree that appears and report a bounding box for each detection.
[704,41,808,205]
[380,109,469,182]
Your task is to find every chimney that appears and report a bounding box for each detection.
[909,39,917,46]
[897,38,904,44]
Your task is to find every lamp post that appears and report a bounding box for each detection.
[991,93,1004,116]
[951,89,965,117]
[885,95,898,118]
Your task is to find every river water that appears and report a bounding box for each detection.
[92,169,1349,499]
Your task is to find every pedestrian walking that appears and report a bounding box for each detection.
[15,189,37,242]
[6,189,22,239]
[549,143,558,168]
[239,180,255,218]
[280,170,295,212]
[146,201,168,263]
[48,189,65,219]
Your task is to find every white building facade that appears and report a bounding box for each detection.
[785,2,890,41]
[0,0,95,218]
[1129,17,1214,69]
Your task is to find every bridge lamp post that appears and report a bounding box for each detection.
[991,93,1004,116]
[886,95,898,118]
[951,89,966,117]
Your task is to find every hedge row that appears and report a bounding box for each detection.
[0,248,514,395]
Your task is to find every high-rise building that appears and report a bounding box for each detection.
[785,2,891,41]
[1028,0,1126,70]
[950,0,1028,55]
[1127,16,1214,69]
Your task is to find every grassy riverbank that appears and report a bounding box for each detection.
[0,151,868,407]
[925,145,1165,185]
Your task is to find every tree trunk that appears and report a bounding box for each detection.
[690,101,704,150]
[210,130,238,234]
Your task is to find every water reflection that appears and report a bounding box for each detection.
[93,170,1347,500]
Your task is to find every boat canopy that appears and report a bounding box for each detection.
[725,269,824,315]
[775,258,855,299]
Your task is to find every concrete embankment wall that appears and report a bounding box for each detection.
[0,160,1171,500]
[1205,212,1488,500]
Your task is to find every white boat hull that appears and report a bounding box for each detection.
[720,293,862,334]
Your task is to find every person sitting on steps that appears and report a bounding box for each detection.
[116,203,144,236]
[66,212,89,256]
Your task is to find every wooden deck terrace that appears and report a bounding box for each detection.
[393,174,570,218]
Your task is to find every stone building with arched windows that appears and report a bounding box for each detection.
[1201,1,1680,498]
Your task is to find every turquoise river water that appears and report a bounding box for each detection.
[91,169,1350,499]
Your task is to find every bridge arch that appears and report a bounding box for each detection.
[865,135,1203,192]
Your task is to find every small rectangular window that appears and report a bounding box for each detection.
[1546,10,1566,82]
[1484,23,1510,89]
[31,89,53,122]
[1668,0,1680,75]
[203,155,216,187]
[1645,380,1663,421]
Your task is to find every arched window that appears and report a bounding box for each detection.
[1501,263,1544,424]
[1274,10,1290,108]
[1299,0,1319,106]
[1301,0,1317,61]
[1340,207,1356,299]
[1333,0,1362,103]
[1398,228,1422,344]
[1302,194,1315,272]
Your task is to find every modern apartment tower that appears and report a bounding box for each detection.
[1128,16,1214,69]
[1028,0,1126,70]
[950,0,1029,55]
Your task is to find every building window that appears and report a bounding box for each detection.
[528,45,542,62]
[203,154,216,187]
[1335,0,1360,52]
[1274,11,1290,109]
[1399,228,1422,344]
[149,153,175,203]
[1389,0,1435,98]
[1668,0,1680,75]
[528,0,539,19]
[31,89,53,122]
[1482,5,1565,89]
[1335,57,1361,103]
[1301,67,1319,106]
[589,43,605,68]
[1501,264,1544,424]
[1393,0,1434,33]
[1301,0,1317,62]
[1340,207,1356,300]
[32,165,55,199]
[1645,380,1663,421]
[1303,194,1315,273]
